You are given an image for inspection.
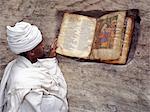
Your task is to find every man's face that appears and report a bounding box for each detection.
[32,39,45,59]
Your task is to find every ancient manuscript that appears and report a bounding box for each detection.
[56,11,135,64]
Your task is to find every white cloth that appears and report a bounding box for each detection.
[0,56,68,112]
[7,22,42,54]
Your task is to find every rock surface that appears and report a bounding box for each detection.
[0,0,150,112]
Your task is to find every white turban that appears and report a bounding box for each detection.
[6,22,42,54]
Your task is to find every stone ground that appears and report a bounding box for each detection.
[0,0,150,112]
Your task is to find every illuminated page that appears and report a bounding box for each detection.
[90,11,126,60]
[56,13,96,58]
[104,17,134,64]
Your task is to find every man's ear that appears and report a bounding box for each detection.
[26,50,35,58]
[26,50,37,63]
[29,50,35,56]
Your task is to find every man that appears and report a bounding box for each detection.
[0,22,68,112]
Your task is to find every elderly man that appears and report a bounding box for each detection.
[0,22,68,112]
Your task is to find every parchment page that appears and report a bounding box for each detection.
[104,17,134,64]
[56,13,96,58]
[89,11,126,60]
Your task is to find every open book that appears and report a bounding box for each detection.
[56,11,135,64]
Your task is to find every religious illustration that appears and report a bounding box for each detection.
[96,16,118,49]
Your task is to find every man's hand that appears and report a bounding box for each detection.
[49,38,57,57]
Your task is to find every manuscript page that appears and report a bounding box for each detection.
[89,11,126,60]
[56,13,96,58]
[104,17,134,64]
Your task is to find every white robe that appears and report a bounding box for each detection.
[0,56,68,112]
